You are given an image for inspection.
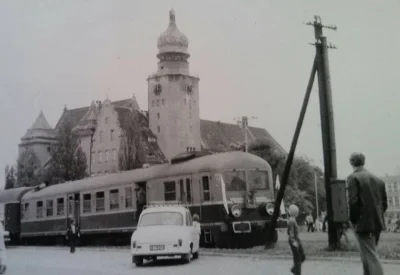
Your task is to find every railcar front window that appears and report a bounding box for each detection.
[223,170,246,191]
[248,171,269,190]
[139,212,183,227]
[83,194,92,213]
[36,201,43,219]
[109,189,119,210]
[46,200,53,217]
[57,198,64,216]
[125,187,133,208]
[96,192,105,212]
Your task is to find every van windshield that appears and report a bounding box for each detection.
[139,212,183,227]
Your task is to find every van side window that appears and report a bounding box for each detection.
[202,176,211,201]
[186,212,193,226]
[164,181,176,201]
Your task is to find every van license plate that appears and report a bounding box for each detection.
[150,245,165,251]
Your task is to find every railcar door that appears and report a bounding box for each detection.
[67,193,81,227]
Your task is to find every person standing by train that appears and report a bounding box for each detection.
[192,214,201,236]
[136,185,146,219]
[347,152,387,275]
[66,218,80,254]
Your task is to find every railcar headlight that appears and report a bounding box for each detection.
[231,204,242,218]
[266,203,275,215]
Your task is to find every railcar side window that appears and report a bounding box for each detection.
[186,178,192,202]
[164,181,176,201]
[96,192,105,212]
[36,201,43,219]
[223,170,246,191]
[46,200,53,217]
[24,203,29,220]
[83,194,92,213]
[179,179,185,202]
[109,189,119,210]
[248,170,269,190]
[202,176,211,201]
[125,187,133,208]
[57,198,64,216]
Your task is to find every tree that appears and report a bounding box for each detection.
[47,118,87,184]
[16,148,41,187]
[118,109,144,171]
[249,139,326,216]
[4,165,16,189]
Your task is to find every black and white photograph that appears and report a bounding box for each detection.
[0,1,399,274]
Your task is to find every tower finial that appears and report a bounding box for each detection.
[169,9,176,24]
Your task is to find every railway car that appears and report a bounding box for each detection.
[15,151,278,248]
[0,187,33,244]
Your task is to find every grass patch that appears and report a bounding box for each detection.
[203,232,400,260]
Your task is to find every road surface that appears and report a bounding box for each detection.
[5,247,400,275]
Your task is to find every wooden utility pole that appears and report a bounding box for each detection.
[308,16,339,249]
[266,16,339,248]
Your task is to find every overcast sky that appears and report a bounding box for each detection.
[1,0,400,188]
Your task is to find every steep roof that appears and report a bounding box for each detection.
[55,99,283,156]
[20,111,55,142]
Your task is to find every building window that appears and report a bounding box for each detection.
[92,153,95,163]
[83,194,92,213]
[99,151,102,162]
[106,150,109,162]
[105,117,108,124]
[164,181,176,201]
[202,176,211,201]
[394,182,398,192]
[46,200,53,217]
[157,126,160,133]
[162,99,165,105]
[125,187,133,208]
[110,129,114,141]
[157,113,160,119]
[99,131,103,143]
[36,201,43,219]
[157,100,160,106]
[152,100,155,107]
[388,197,393,208]
[190,125,192,133]
[57,198,64,216]
[184,98,187,104]
[95,192,105,212]
[109,189,119,210]
[186,178,192,202]
[394,197,400,208]
[113,149,117,161]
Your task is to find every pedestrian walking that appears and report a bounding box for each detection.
[192,214,201,236]
[305,213,314,232]
[66,218,80,254]
[347,152,387,275]
[287,204,306,275]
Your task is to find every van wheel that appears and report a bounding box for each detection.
[133,256,143,267]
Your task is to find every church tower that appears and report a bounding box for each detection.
[148,9,200,160]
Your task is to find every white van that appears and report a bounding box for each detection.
[131,205,200,266]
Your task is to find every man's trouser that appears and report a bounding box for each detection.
[355,232,384,275]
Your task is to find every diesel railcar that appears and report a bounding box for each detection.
[5,151,279,248]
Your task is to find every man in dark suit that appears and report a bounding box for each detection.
[347,152,388,275]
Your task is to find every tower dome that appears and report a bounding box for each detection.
[157,9,189,58]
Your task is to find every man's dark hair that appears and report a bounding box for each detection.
[349,152,365,167]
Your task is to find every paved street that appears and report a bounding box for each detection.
[4,247,400,275]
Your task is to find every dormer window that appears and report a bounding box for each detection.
[105,117,108,124]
